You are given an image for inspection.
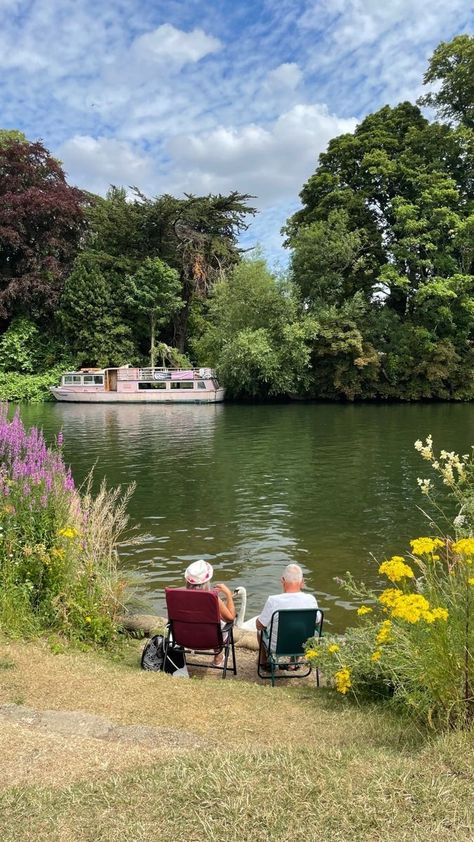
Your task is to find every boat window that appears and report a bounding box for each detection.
[170,382,194,389]
[138,382,167,390]
[83,375,104,385]
[196,381,206,389]
[63,375,81,384]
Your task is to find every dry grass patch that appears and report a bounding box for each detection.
[1,737,473,842]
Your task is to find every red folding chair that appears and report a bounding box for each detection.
[164,588,237,679]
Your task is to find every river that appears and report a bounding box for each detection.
[18,401,474,632]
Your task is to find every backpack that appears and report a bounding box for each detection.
[141,634,165,671]
[140,634,189,677]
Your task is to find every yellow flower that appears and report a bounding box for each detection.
[452,538,474,559]
[379,588,403,609]
[390,593,431,624]
[51,547,66,559]
[328,644,340,654]
[334,667,352,695]
[410,537,444,556]
[376,620,393,644]
[85,616,92,623]
[305,649,319,660]
[429,607,449,622]
[468,578,474,587]
[379,557,415,583]
[58,527,79,539]
[357,606,373,616]
[371,650,382,662]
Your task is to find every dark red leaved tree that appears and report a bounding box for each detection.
[0,139,89,320]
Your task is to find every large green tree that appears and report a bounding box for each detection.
[124,257,183,367]
[285,37,474,400]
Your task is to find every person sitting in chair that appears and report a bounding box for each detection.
[256,563,318,670]
[184,560,235,666]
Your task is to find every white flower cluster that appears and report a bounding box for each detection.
[415,436,468,488]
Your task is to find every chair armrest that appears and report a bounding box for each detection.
[221,620,234,633]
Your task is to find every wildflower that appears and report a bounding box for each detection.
[468,578,474,586]
[334,667,352,695]
[306,649,319,660]
[371,651,382,662]
[51,547,65,560]
[85,616,92,623]
[410,537,444,556]
[379,557,415,583]
[379,588,403,610]
[417,478,432,495]
[376,620,393,644]
[390,593,431,624]
[357,606,373,616]
[453,514,466,529]
[328,643,340,654]
[414,435,433,461]
[452,538,474,558]
[429,607,449,622]
[58,527,79,539]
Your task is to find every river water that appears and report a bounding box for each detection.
[18,401,474,631]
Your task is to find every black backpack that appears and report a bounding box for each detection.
[141,634,187,674]
[141,634,165,671]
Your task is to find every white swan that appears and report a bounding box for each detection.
[233,587,258,631]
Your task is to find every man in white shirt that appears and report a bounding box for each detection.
[256,564,319,665]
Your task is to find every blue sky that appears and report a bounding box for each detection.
[1,0,473,261]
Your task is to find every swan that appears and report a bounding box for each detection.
[233,586,258,631]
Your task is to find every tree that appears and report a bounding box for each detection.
[124,258,183,367]
[60,256,136,367]
[285,64,474,399]
[0,139,89,321]
[418,34,474,128]
[194,258,313,398]
[139,192,256,351]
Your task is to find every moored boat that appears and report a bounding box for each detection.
[51,366,225,404]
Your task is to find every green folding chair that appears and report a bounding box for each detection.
[257,608,324,687]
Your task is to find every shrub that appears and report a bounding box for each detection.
[0,408,133,643]
[0,367,66,402]
[307,436,474,729]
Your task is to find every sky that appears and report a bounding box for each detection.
[1,0,473,262]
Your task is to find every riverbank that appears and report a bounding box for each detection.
[0,635,473,842]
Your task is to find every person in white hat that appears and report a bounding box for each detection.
[184,560,236,666]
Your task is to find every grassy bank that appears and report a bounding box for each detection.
[0,637,472,842]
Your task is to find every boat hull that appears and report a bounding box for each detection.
[50,388,225,404]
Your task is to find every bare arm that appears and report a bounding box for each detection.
[214,583,235,622]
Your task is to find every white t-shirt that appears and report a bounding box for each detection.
[258,591,319,650]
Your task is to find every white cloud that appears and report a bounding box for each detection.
[132,23,221,67]
[168,103,356,206]
[266,63,302,92]
[58,136,155,195]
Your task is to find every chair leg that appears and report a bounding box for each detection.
[316,667,320,688]
[230,629,237,676]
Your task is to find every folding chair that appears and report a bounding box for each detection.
[164,587,237,679]
[257,608,324,687]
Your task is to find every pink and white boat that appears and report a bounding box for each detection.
[51,366,225,404]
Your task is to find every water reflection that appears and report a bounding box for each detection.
[18,401,474,631]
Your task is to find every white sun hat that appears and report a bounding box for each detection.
[184,559,214,585]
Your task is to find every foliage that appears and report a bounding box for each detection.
[124,257,183,367]
[284,36,474,400]
[0,138,89,320]
[0,317,41,373]
[194,258,313,398]
[418,34,474,128]
[0,367,66,402]
[307,436,474,728]
[59,255,137,367]
[0,410,132,642]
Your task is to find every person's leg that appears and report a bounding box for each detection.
[258,631,270,671]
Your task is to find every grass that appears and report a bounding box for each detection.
[0,636,472,841]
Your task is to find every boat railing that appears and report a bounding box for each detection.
[137,367,216,381]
